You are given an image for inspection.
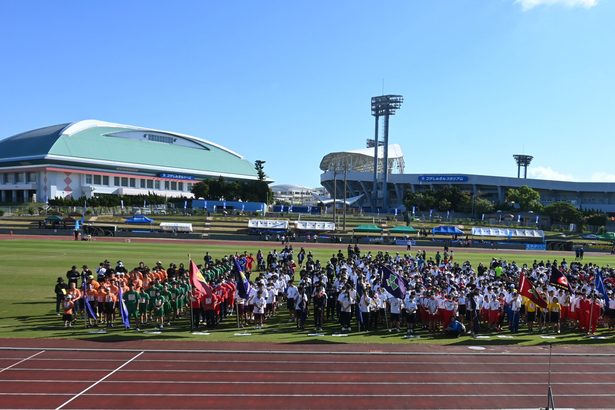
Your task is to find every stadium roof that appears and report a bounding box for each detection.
[0,120,260,180]
[320,144,404,173]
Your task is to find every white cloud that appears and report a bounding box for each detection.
[527,166,574,181]
[516,0,598,11]
[589,172,615,182]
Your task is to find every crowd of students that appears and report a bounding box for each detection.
[54,245,615,338]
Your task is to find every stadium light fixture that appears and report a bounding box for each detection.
[513,155,533,179]
[371,95,403,212]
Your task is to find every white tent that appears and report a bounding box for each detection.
[471,227,544,238]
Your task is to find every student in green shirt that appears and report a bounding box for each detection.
[137,288,150,328]
[123,283,140,324]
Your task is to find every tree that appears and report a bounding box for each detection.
[254,160,267,181]
[191,181,209,199]
[505,186,542,212]
[584,213,607,228]
[474,197,495,215]
[543,202,583,226]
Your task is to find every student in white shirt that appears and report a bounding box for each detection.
[388,294,403,332]
[252,290,266,329]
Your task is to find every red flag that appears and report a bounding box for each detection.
[518,271,547,309]
[189,260,212,297]
[549,265,572,292]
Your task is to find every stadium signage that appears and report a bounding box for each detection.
[158,173,196,180]
[419,175,468,183]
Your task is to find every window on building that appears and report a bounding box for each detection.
[15,173,24,183]
[147,180,154,189]
[114,177,120,186]
[154,180,160,190]
[140,179,146,188]
[178,182,184,191]
[85,174,93,184]
[171,181,177,190]
[121,177,128,187]
[93,175,102,184]
[164,181,170,190]
[130,178,136,188]
[103,176,109,185]
[1,174,7,184]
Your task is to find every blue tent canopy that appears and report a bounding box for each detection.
[125,215,154,224]
[432,225,464,235]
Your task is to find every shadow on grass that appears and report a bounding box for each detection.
[450,338,532,346]
[75,334,186,342]
[285,339,347,345]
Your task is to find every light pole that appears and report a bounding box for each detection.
[371,95,403,213]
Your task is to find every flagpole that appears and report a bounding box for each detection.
[188,254,194,332]
[588,294,595,336]
[236,298,241,329]
[384,303,389,331]
[546,343,555,410]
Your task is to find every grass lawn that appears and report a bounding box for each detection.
[0,238,613,345]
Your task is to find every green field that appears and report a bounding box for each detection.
[0,238,613,345]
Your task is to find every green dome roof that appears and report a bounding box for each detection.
[0,120,259,180]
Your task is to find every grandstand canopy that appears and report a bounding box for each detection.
[389,225,417,234]
[471,227,544,238]
[432,226,464,235]
[354,224,383,233]
[319,144,404,174]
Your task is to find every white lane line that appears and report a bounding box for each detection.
[54,351,143,410]
[0,350,45,373]
[12,368,615,375]
[4,357,612,366]
[2,392,613,398]
[1,346,614,357]
[4,379,615,386]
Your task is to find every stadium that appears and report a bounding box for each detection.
[320,145,615,214]
[0,120,260,204]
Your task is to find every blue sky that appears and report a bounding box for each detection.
[0,0,613,188]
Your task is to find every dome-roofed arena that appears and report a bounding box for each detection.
[0,120,259,203]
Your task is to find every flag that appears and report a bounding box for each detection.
[518,271,547,309]
[117,285,130,329]
[549,265,572,292]
[595,269,610,304]
[381,265,406,299]
[233,257,252,299]
[189,260,212,297]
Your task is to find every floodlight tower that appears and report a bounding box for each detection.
[371,95,403,212]
[513,154,533,179]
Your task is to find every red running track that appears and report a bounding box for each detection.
[0,339,614,409]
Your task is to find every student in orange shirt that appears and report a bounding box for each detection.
[62,294,75,327]
[102,287,117,327]
[65,282,82,322]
